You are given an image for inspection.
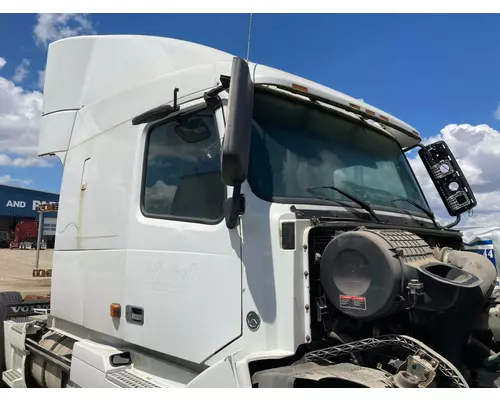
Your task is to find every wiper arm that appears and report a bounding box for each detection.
[307,185,382,223]
[390,197,441,229]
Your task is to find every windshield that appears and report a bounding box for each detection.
[247,88,429,215]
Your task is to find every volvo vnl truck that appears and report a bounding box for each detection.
[2,34,499,389]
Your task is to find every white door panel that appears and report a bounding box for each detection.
[126,103,242,363]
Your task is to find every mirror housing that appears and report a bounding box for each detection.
[221,57,254,187]
[418,140,476,217]
[220,57,254,229]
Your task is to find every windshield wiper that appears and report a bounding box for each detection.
[307,185,382,223]
[390,197,441,229]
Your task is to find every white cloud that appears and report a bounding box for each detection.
[494,103,500,120]
[0,175,33,187]
[0,154,50,168]
[11,58,30,84]
[0,58,6,70]
[33,13,95,47]
[144,181,177,214]
[408,123,500,229]
[0,69,52,167]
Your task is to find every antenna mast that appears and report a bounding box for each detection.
[246,13,253,61]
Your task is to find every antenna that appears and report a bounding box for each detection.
[246,13,253,61]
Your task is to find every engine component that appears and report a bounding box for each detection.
[394,371,420,388]
[252,362,394,388]
[489,304,500,342]
[319,228,484,319]
[303,334,469,388]
[252,334,468,388]
[434,247,497,299]
[390,353,438,387]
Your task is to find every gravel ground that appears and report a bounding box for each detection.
[0,248,52,297]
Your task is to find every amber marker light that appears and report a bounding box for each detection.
[110,303,121,318]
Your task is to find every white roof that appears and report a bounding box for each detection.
[42,34,234,115]
[40,34,421,156]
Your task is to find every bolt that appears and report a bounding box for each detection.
[305,304,310,311]
[304,271,309,278]
[303,244,308,251]
[305,335,311,342]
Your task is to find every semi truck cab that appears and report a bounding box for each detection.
[2,34,498,389]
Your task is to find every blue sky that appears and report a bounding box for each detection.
[1,13,500,226]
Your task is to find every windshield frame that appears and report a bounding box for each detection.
[246,86,433,220]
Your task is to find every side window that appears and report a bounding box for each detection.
[142,107,225,223]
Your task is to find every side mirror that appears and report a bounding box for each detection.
[418,140,477,218]
[221,57,254,186]
[221,57,254,229]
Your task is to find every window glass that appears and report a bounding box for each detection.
[143,108,224,222]
[248,89,429,214]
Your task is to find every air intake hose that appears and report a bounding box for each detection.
[433,247,497,299]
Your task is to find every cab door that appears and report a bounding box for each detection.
[125,99,242,364]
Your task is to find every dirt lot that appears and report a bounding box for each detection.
[0,248,52,297]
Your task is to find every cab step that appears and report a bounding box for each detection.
[3,369,24,388]
[106,368,185,388]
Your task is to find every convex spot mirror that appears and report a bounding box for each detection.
[418,140,476,217]
[221,57,254,187]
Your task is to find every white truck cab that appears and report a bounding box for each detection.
[1,34,498,389]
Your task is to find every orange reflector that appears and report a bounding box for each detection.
[349,103,361,110]
[380,115,389,122]
[110,303,121,318]
[412,130,420,136]
[365,109,376,116]
[292,83,308,93]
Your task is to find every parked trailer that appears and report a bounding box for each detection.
[1,34,499,389]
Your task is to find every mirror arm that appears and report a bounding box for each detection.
[445,213,461,229]
[225,181,245,229]
[414,142,429,155]
[204,75,231,110]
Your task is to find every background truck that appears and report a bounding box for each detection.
[8,220,38,250]
[1,34,500,389]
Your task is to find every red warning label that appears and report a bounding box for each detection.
[340,295,367,311]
